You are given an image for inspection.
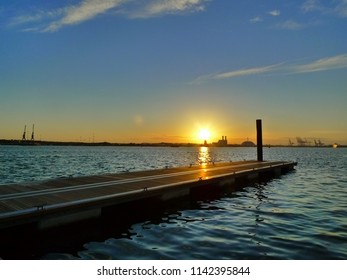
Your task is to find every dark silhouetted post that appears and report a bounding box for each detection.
[256,119,263,162]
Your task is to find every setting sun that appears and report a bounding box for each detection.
[198,128,211,142]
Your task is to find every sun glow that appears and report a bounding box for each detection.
[198,128,211,142]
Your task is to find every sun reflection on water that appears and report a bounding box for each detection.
[198,146,212,166]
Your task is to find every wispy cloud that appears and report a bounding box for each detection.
[301,0,347,17]
[8,9,65,28]
[132,0,209,18]
[335,0,347,17]
[250,9,280,25]
[192,54,347,84]
[274,20,304,30]
[44,0,126,32]
[250,16,263,23]
[9,0,210,32]
[294,54,347,73]
[192,64,283,84]
[301,0,322,13]
[213,64,281,80]
[269,10,280,16]
[8,0,126,32]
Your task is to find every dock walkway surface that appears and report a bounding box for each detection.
[0,160,296,230]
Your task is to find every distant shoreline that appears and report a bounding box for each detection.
[0,139,345,148]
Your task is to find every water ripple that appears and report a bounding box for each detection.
[1,146,347,259]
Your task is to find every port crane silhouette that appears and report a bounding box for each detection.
[31,124,35,141]
[296,137,310,146]
[288,139,294,146]
[314,139,324,146]
[22,125,26,141]
[21,124,35,141]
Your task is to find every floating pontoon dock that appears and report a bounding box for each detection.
[0,160,296,231]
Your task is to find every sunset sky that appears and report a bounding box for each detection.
[1,0,347,145]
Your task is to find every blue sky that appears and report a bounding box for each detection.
[1,0,347,144]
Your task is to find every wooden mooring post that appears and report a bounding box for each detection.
[256,119,263,162]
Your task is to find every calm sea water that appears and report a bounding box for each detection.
[1,145,347,259]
